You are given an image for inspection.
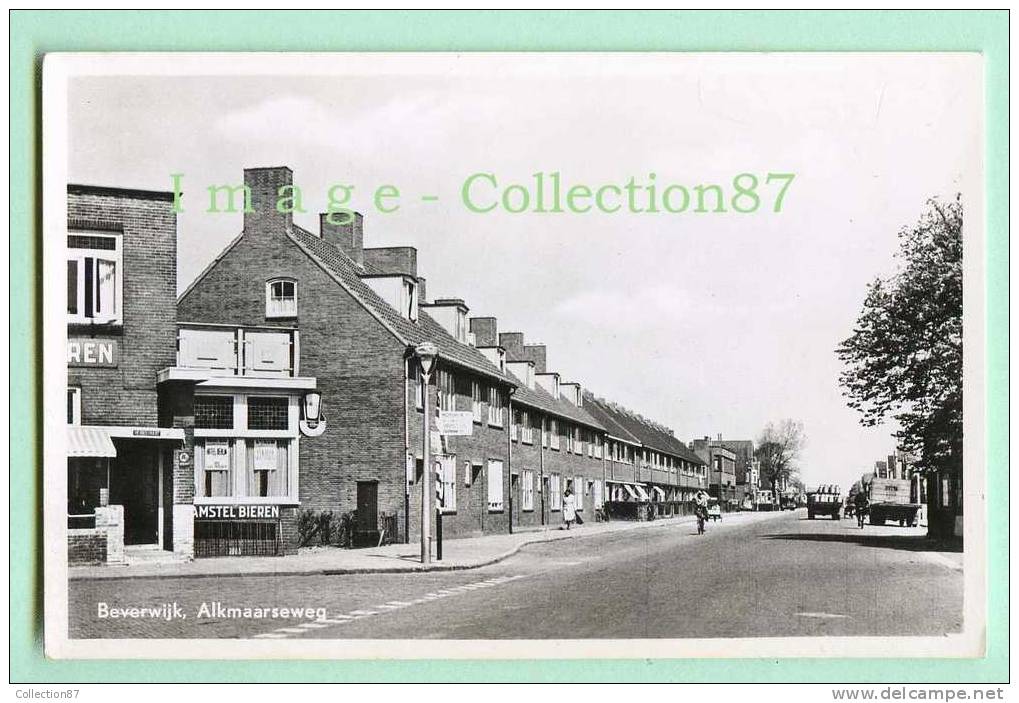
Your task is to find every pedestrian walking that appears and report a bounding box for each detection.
[562,486,577,530]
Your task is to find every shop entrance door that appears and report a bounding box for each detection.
[111,441,159,545]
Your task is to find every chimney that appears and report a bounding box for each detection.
[499,332,525,360]
[320,211,364,267]
[363,246,417,277]
[470,317,498,347]
[522,344,547,374]
[244,166,293,236]
[417,277,427,303]
[717,433,722,441]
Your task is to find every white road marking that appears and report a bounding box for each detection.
[253,574,530,640]
[796,612,848,619]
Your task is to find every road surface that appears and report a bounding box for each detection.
[69,510,963,639]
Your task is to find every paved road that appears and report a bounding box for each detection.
[69,510,963,639]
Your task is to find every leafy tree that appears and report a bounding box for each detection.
[836,196,962,474]
[756,419,805,494]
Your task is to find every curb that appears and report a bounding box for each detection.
[67,513,719,582]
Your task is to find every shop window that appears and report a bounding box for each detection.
[67,387,81,425]
[246,439,289,497]
[247,396,289,430]
[265,278,297,318]
[194,395,234,429]
[487,459,504,512]
[199,439,233,497]
[67,233,122,324]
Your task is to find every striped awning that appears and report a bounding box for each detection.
[67,426,117,458]
[652,486,666,500]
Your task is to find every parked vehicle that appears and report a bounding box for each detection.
[754,489,775,511]
[867,478,920,527]
[707,498,723,521]
[780,496,797,511]
[807,485,842,520]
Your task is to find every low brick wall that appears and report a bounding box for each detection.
[68,529,108,565]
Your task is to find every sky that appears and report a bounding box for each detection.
[66,53,981,492]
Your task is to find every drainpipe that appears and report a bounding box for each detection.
[507,387,516,534]
[539,415,546,527]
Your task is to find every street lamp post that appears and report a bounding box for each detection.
[416,342,439,565]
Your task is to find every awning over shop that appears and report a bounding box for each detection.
[634,485,651,501]
[652,486,666,500]
[623,484,639,500]
[67,426,117,458]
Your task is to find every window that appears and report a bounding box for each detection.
[471,381,483,422]
[439,455,457,513]
[403,279,418,322]
[565,424,574,453]
[67,387,81,424]
[247,396,289,430]
[593,479,604,508]
[574,427,583,455]
[437,369,455,411]
[550,474,562,510]
[521,411,533,444]
[194,395,234,429]
[487,459,504,512]
[541,419,549,448]
[487,386,504,427]
[411,363,424,410]
[511,409,520,441]
[574,476,584,511]
[550,419,560,450]
[265,278,297,318]
[246,439,289,497]
[67,233,122,324]
[595,435,603,459]
[522,470,534,511]
[199,439,233,497]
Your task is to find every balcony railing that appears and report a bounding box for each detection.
[177,322,299,378]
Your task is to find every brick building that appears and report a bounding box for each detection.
[584,395,707,519]
[690,436,738,508]
[711,438,756,508]
[69,165,720,563]
[65,185,186,564]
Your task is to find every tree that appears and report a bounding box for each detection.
[836,196,962,474]
[756,420,805,494]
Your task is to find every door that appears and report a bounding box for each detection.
[111,441,159,545]
[510,473,519,527]
[542,476,551,525]
[355,481,379,547]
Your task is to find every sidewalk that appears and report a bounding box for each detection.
[70,511,717,582]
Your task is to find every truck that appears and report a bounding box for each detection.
[866,477,920,527]
[807,484,842,520]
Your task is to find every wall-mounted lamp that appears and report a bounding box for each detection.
[299,391,327,437]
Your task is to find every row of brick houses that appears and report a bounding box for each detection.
[65,166,722,565]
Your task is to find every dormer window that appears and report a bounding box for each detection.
[266,278,297,318]
[403,278,418,322]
